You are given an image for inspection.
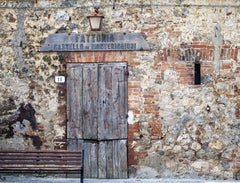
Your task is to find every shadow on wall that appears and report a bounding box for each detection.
[0,99,42,149]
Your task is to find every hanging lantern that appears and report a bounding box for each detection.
[87,7,104,31]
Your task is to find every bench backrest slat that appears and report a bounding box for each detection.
[0,161,81,165]
[0,150,82,169]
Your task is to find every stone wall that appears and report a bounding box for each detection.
[0,0,239,180]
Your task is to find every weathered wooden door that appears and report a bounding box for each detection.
[67,62,128,178]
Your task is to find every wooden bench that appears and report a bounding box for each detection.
[0,149,84,183]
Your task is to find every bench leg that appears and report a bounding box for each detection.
[81,149,84,183]
[80,172,83,183]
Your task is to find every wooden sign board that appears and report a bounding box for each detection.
[40,32,150,52]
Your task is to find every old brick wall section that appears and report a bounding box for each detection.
[154,42,240,85]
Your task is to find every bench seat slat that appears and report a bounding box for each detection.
[0,165,81,168]
[0,157,81,161]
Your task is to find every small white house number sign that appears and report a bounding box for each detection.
[55,76,65,83]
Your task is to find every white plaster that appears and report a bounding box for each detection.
[54,10,70,21]
[238,51,240,62]
[38,0,49,6]
[127,110,135,125]
[72,29,78,34]
[225,19,234,27]
[163,69,179,81]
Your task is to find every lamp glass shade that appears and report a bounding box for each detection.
[88,16,104,31]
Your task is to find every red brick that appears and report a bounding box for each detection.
[128,147,139,165]
[149,121,163,139]
[222,62,233,70]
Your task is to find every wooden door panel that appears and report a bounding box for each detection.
[98,65,113,140]
[82,65,98,139]
[111,65,128,139]
[84,141,98,178]
[98,140,127,178]
[67,139,98,178]
[118,139,128,178]
[98,63,128,140]
[67,65,83,139]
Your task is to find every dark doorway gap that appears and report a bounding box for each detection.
[195,63,201,85]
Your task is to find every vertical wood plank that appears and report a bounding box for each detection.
[111,64,128,139]
[98,65,105,140]
[82,141,98,178]
[106,141,113,178]
[98,141,107,178]
[118,139,128,178]
[98,65,113,140]
[67,65,83,139]
[83,142,91,178]
[120,64,128,139]
[111,66,120,140]
[90,141,98,178]
[67,66,74,139]
[82,64,98,139]
[112,140,119,178]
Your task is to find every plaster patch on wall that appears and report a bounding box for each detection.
[54,124,65,139]
[163,69,179,81]
[225,19,234,27]
[54,10,70,21]
[213,22,223,75]
[38,0,50,6]
[128,110,135,125]
[158,32,170,48]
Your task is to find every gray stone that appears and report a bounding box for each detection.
[217,95,229,105]
[54,10,70,20]
[179,112,190,124]
[191,142,202,152]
